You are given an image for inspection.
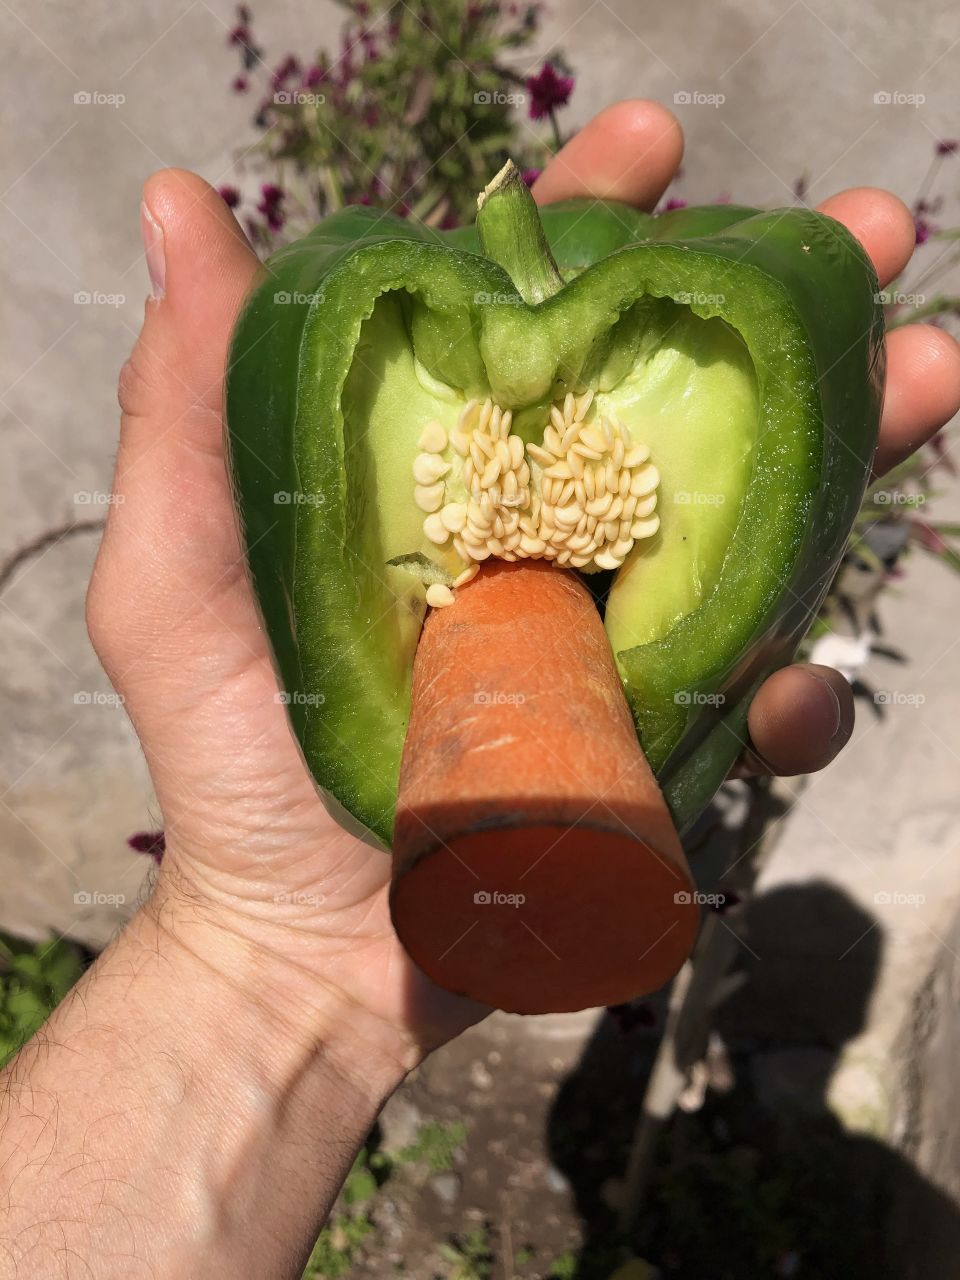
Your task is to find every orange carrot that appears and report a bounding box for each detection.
[391,560,699,1014]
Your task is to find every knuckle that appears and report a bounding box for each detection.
[117,332,163,421]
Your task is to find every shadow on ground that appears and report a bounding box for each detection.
[548,881,960,1280]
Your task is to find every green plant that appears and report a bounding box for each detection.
[0,933,84,1067]
[439,1226,494,1279]
[222,0,573,248]
[397,1119,468,1172]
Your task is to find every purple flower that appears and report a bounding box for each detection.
[521,167,541,187]
[663,197,687,211]
[228,23,250,46]
[304,63,326,88]
[257,182,286,230]
[936,139,958,156]
[525,63,574,120]
[218,184,241,208]
[272,55,301,89]
[914,215,937,245]
[231,74,249,94]
[128,830,165,864]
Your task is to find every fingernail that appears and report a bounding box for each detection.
[810,674,843,741]
[140,201,165,300]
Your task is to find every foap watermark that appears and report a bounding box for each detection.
[474,290,523,306]
[674,690,725,707]
[674,890,727,907]
[274,90,326,106]
[674,490,726,506]
[673,90,725,109]
[274,490,325,506]
[74,90,125,108]
[275,691,326,707]
[874,690,925,707]
[474,690,525,706]
[74,690,125,708]
[74,290,125,307]
[473,89,526,107]
[274,289,325,306]
[474,889,525,907]
[74,889,126,906]
[74,490,123,506]
[873,490,925,507]
[873,90,925,107]
[875,289,926,308]
[673,290,725,306]
[274,889,326,906]
[874,890,925,907]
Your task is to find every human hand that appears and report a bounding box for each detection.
[88,100,960,1076]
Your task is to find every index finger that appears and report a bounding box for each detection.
[532,99,684,209]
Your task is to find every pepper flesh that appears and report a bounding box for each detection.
[226,181,883,846]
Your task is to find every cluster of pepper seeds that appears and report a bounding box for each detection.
[412,392,660,608]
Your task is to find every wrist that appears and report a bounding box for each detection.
[142,866,416,1104]
[0,894,408,1279]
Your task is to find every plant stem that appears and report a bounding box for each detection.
[475,159,564,305]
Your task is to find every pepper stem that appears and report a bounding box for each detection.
[476,160,565,306]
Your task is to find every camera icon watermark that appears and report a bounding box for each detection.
[274,90,326,106]
[73,690,125,707]
[673,90,725,108]
[473,290,524,306]
[673,290,726,306]
[474,690,525,706]
[273,490,325,506]
[474,889,526,907]
[74,889,126,906]
[873,90,925,107]
[74,490,123,506]
[674,490,726,506]
[274,889,326,906]
[74,90,125,108]
[275,691,326,707]
[74,290,125,307]
[473,89,526,107]
[674,890,726,907]
[872,490,925,506]
[873,890,925,907]
[273,289,325,306]
[674,690,725,707]
[874,289,926,307]
[874,690,925,707]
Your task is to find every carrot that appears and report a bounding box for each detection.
[391,560,699,1014]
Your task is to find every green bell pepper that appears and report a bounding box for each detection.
[226,162,883,847]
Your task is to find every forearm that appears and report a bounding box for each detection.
[0,892,409,1279]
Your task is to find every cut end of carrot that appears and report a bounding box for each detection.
[391,823,699,1014]
[391,560,699,1015]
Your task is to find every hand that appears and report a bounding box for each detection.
[535,100,960,777]
[87,101,960,1076]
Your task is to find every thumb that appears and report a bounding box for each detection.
[118,168,262,448]
[88,170,265,696]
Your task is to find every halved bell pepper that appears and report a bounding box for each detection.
[226,163,883,847]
